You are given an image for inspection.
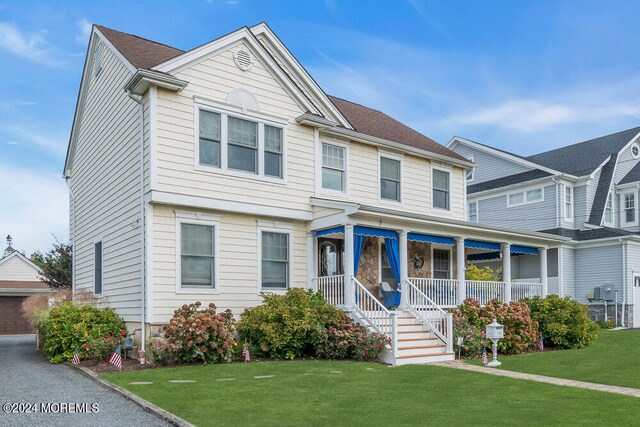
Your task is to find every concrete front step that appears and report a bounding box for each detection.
[396,344,447,356]
[394,352,455,365]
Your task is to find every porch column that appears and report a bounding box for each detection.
[502,243,512,303]
[344,224,355,309]
[399,230,408,308]
[540,247,548,298]
[306,231,315,290]
[456,237,466,304]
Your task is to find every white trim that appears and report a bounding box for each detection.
[507,186,545,207]
[149,191,312,221]
[149,86,158,192]
[431,245,453,279]
[378,151,404,206]
[632,143,640,159]
[175,215,220,295]
[316,137,349,198]
[194,103,287,184]
[145,202,154,322]
[603,192,615,226]
[431,164,452,212]
[93,237,103,297]
[465,154,475,182]
[468,200,479,223]
[564,185,574,221]
[469,177,555,201]
[621,190,638,227]
[257,225,293,293]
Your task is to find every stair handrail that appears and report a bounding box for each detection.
[352,277,398,354]
[403,279,453,353]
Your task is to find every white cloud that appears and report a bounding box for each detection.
[75,18,92,44]
[0,166,68,255]
[7,141,18,145]
[0,22,65,67]
[2,124,67,155]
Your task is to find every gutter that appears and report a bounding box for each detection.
[65,177,76,295]
[620,238,627,327]
[124,69,188,96]
[552,176,560,228]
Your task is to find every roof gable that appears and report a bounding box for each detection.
[619,161,640,185]
[0,251,41,277]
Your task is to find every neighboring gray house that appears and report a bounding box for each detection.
[448,127,640,327]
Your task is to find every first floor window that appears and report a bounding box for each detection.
[228,116,258,173]
[625,193,636,223]
[604,193,614,224]
[322,143,346,192]
[380,157,401,202]
[199,110,221,167]
[262,231,289,289]
[468,201,478,223]
[433,169,450,210]
[94,241,102,295]
[181,223,215,288]
[432,249,451,279]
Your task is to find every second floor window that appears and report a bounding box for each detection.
[508,188,544,207]
[565,186,573,220]
[322,143,345,192]
[604,193,614,225]
[468,201,478,223]
[625,193,636,224]
[433,169,450,210]
[199,110,221,168]
[380,157,401,202]
[228,117,258,173]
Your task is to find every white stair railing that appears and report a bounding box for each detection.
[312,275,345,306]
[407,278,458,307]
[404,279,453,353]
[511,282,544,300]
[466,280,505,305]
[352,277,398,354]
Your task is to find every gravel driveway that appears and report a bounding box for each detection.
[0,335,170,427]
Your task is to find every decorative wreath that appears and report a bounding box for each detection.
[413,254,425,269]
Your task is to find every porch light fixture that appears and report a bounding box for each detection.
[485,319,504,368]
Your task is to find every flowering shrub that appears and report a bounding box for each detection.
[465,264,502,281]
[84,334,122,362]
[452,310,487,356]
[352,331,388,362]
[313,312,388,361]
[524,295,599,349]
[146,337,175,365]
[163,302,237,364]
[454,298,539,355]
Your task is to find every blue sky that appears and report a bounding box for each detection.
[2,0,640,253]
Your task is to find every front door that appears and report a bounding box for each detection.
[318,239,343,277]
[634,277,640,327]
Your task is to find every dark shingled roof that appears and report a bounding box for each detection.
[619,161,640,185]
[468,169,552,194]
[0,280,50,290]
[539,227,636,241]
[588,154,617,225]
[526,126,640,176]
[95,25,467,163]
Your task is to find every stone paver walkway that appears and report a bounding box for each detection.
[435,361,640,398]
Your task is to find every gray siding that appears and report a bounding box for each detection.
[618,190,640,232]
[561,246,575,297]
[451,143,532,184]
[475,184,557,232]
[574,245,623,304]
[572,184,587,228]
[585,168,601,223]
[614,144,639,184]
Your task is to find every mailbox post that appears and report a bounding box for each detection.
[485,319,504,368]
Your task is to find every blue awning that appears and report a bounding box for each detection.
[316,226,344,238]
[511,245,539,255]
[408,232,454,245]
[464,239,501,251]
[467,252,502,262]
[354,226,398,240]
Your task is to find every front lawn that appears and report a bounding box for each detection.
[102,360,640,426]
[469,330,640,389]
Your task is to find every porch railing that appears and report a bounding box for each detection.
[511,282,544,300]
[466,280,505,305]
[312,275,345,306]
[407,278,458,307]
[404,280,453,353]
[353,277,398,354]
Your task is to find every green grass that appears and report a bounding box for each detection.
[103,359,640,426]
[468,330,640,389]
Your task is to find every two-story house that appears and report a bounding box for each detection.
[64,23,566,364]
[448,127,640,327]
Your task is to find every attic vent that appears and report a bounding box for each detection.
[226,88,259,111]
[93,39,103,76]
[234,48,253,71]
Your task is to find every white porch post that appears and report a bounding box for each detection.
[540,247,548,298]
[344,224,355,309]
[502,243,512,303]
[399,230,409,308]
[306,231,315,290]
[456,237,466,304]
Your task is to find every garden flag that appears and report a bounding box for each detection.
[71,346,80,365]
[109,345,122,369]
[481,346,488,365]
[242,343,250,362]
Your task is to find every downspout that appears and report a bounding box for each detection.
[65,177,75,296]
[128,89,146,362]
[620,238,627,327]
[552,177,560,228]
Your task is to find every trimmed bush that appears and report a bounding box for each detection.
[40,302,126,363]
[163,302,237,364]
[313,312,389,361]
[524,295,599,349]
[238,288,343,359]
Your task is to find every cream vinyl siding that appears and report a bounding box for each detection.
[0,256,40,281]
[69,40,143,321]
[154,44,315,211]
[150,205,308,322]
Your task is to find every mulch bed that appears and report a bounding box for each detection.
[74,358,157,374]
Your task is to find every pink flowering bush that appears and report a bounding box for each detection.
[454,298,539,355]
[314,312,388,361]
[452,310,487,356]
[163,302,237,364]
[351,331,389,362]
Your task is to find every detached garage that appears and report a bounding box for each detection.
[0,240,52,335]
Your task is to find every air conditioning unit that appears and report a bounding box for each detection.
[594,286,614,301]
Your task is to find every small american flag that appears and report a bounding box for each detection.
[538,336,544,352]
[242,343,250,362]
[71,346,80,365]
[109,345,122,369]
[481,346,488,365]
